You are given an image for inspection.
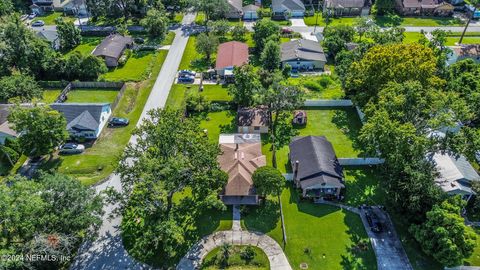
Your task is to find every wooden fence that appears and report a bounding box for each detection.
[53,81,126,110]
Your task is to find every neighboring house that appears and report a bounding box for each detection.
[237,107,269,134]
[447,44,480,65]
[36,29,60,50]
[50,103,111,139]
[243,4,260,20]
[226,0,243,18]
[0,122,18,145]
[31,0,54,13]
[218,133,266,205]
[281,39,327,71]
[395,0,454,16]
[272,0,306,19]
[92,34,133,67]
[323,0,367,16]
[289,136,345,200]
[57,0,88,15]
[431,152,480,201]
[215,41,249,77]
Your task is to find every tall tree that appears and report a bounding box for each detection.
[252,18,280,54]
[373,0,396,15]
[195,32,219,63]
[410,196,477,267]
[208,19,230,39]
[252,166,285,197]
[141,7,169,38]
[0,71,43,102]
[8,105,69,157]
[0,0,13,16]
[260,40,281,72]
[322,24,355,56]
[57,18,82,51]
[228,64,261,107]
[192,0,229,22]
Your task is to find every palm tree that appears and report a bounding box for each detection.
[459,0,480,44]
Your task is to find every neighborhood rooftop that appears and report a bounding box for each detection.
[325,0,366,8]
[272,0,306,12]
[50,103,110,132]
[281,39,327,62]
[215,41,249,70]
[92,34,133,59]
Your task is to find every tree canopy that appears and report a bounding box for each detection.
[228,64,262,107]
[0,71,43,102]
[57,18,82,51]
[252,166,285,197]
[252,19,280,54]
[260,40,281,72]
[195,32,219,63]
[141,7,169,38]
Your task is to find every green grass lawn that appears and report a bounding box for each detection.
[466,228,480,266]
[41,89,62,103]
[263,107,363,173]
[165,84,193,109]
[41,51,168,185]
[343,167,386,207]
[200,111,237,143]
[202,245,269,270]
[403,32,425,44]
[201,85,232,102]
[446,36,480,46]
[287,75,345,99]
[66,37,103,56]
[100,51,157,82]
[163,31,176,45]
[178,36,211,71]
[65,89,119,103]
[242,186,376,270]
[304,14,464,27]
[173,12,184,23]
[35,12,75,25]
[195,12,206,24]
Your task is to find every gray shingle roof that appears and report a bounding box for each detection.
[228,0,243,11]
[50,103,109,132]
[325,0,365,8]
[92,34,133,60]
[243,4,260,12]
[289,136,344,189]
[281,39,327,62]
[272,0,306,11]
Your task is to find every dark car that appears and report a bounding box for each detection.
[108,117,129,127]
[179,70,196,77]
[365,211,383,233]
[178,75,194,83]
[31,20,45,27]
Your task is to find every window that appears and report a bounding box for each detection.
[254,126,260,131]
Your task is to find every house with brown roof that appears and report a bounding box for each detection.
[395,0,453,16]
[447,44,480,65]
[92,34,133,67]
[218,134,266,205]
[323,0,368,16]
[237,107,269,134]
[215,41,249,77]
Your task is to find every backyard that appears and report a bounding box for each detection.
[241,186,377,270]
[66,37,103,56]
[287,75,345,99]
[65,89,119,103]
[100,50,158,82]
[200,84,232,102]
[41,88,63,103]
[303,14,464,27]
[41,51,168,185]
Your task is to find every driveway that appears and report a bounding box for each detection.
[70,12,197,270]
[360,207,413,270]
[289,18,307,27]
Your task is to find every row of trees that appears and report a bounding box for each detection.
[0,173,104,269]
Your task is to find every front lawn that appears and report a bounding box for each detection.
[35,12,75,25]
[304,14,464,27]
[66,37,103,56]
[100,51,158,82]
[200,110,237,143]
[65,89,119,103]
[202,245,270,270]
[178,36,210,71]
[242,186,377,270]
[263,107,363,173]
[287,75,345,99]
[201,85,232,102]
[343,167,386,207]
[165,84,193,109]
[42,51,168,185]
[403,32,425,44]
[41,89,63,103]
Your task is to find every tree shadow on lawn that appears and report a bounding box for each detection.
[286,184,338,218]
[331,109,367,156]
[242,199,280,234]
[342,166,386,207]
[219,110,238,134]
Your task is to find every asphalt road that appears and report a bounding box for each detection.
[69,13,196,270]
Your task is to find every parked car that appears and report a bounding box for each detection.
[179,70,196,77]
[281,27,293,34]
[59,143,85,154]
[365,211,382,233]
[31,20,45,27]
[108,117,129,127]
[178,75,194,83]
[28,13,37,19]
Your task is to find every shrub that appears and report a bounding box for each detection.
[186,92,210,113]
[240,246,255,264]
[257,8,272,18]
[318,75,333,88]
[303,80,322,92]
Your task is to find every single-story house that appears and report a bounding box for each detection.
[226,0,243,18]
[237,107,269,134]
[31,0,54,13]
[281,39,327,71]
[431,152,480,201]
[215,41,249,77]
[323,0,367,16]
[0,122,18,145]
[289,136,345,200]
[58,0,88,15]
[243,4,260,20]
[447,44,480,65]
[50,103,111,139]
[272,0,306,19]
[92,34,133,67]
[395,0,454,16]
[218,133,266,205]
[36,29,60,50]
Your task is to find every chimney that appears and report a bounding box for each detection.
[235,143,239,151]
[293,160,299,182]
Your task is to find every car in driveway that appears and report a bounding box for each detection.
[178,75,195,83]
[28,13,37,20]
[59,143,85,154]
[179,70,196,77]
[108,117,129,127]
[31,20,45,27]
[365,211,383,233]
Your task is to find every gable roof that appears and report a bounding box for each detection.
[431,152,480,195]
[237,107,269,127]
[289,136,344,189]
[92,34,133,60]
[215,41,249,70]
[218,142,266,196]
[272,0,306,11]
[0,121,17,137]
[228,0,243,11]
[50,103,110,132]
[281,39,327,62]
[325,0,365,8]
[36,30,58,43]
[243,4,260,12]
[402,0,438,8]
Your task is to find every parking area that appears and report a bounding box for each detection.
[289,18,307,27]
[360,207,413,270]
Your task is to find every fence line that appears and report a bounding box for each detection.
[304,99,353,107]
[338,158,385,166]
[53,81,126,110]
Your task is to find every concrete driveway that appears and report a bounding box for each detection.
[360,207,413,270]
[289,18,307,27]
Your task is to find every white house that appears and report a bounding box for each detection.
[50,103,111,140]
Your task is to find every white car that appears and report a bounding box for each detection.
[59,143,85,154]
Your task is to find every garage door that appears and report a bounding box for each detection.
[291,11,304,17]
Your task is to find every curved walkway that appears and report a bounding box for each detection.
[177,205,292,270]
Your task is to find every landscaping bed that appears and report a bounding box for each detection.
[65,88,119,103]
[201,245,269,270]
[241,186,376,270]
